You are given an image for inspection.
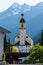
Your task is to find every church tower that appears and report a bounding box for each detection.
[20,14,26,45]
[14,14,33,52]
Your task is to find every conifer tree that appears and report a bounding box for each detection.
[7,38,10,52]
[41,30,43,45]
[8,38,10,43]
[4,34,7,52]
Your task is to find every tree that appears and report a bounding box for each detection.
[29,43,43,63]
[4,34,7,52]
[41,30,43,45]
[21,43,43,64]
[2,52,6,61]
[11,46,19,52]
[6,38,11,52]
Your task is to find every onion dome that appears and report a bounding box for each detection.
[20,14,25,23]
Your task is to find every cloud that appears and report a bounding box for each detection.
[12,0,43,5]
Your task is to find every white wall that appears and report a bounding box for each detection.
[0,32,4,60]
[20,29,26,45]
[15,35,20,43]
[17,45,30,52]
[26,34,34,47]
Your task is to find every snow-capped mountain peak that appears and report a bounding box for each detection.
[0,3,30,19]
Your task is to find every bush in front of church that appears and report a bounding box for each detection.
[11,46,19,52]
[29,43,43,63]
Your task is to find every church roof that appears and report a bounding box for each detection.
[20,14,25,23]
[14,41,30,46]
[20,18,25,23]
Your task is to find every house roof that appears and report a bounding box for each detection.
[0,26,11,33]
[14,41,30,46]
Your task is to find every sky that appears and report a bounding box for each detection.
[0,0,43,12]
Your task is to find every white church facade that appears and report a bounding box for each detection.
[14,14,34,53]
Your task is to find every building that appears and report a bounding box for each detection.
[0,26,11,60]
[14,14,34,52]
[2,14,34,64]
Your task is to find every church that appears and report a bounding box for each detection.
[4,14,34,64]
[14,14,34,52]
[0,14,34,64]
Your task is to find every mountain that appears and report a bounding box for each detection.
[0,3,30,19]
[0,2,43,44]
